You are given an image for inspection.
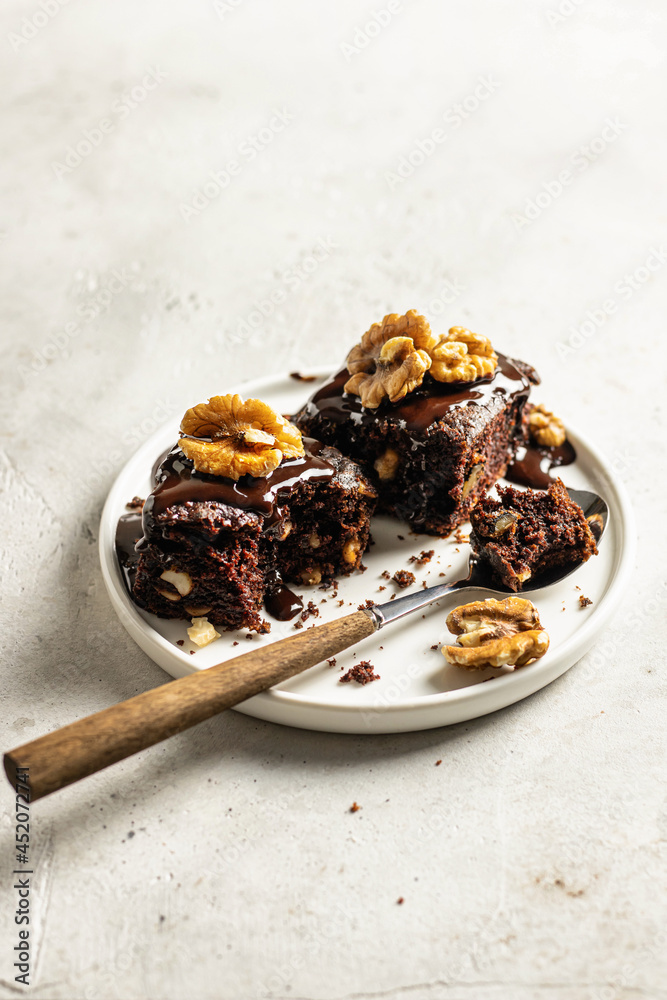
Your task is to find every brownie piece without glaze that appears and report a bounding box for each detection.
[469,479,598,592]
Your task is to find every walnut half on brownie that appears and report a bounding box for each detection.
[130,394,377,631]
[293,310,538,536]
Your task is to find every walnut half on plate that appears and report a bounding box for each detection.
[441,597,549,670]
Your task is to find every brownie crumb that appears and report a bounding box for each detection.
[293,619,304,630]
[337,599,345,607]
[126,496,145,510]
[232,641,239,646]
[289,371,317,382]
[327,658,337,668]
[176,639,184,647]
[359,563,368,573]
[340,660,381,685]
[381,570,391,580]
[435,759,442,766]
[189,650,195,655]
[357,598,375,610]
[397,896,405,905]
[350,802,361,813]
[378,585,386,592]
[453,528,469,544]
[393,570,415,589]
[300,600,319,622]
[579,595,593,608]
[397,535,405,540]
[422,580,428,589]
[390,594,396,600]
[430,643,439,650]
[257,620,271,634]
[409,549,435,566]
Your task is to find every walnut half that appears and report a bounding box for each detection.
[179,394,304,479]
[528,404,566,448]
[428,326,498,383]
[442,597,549,670]
[344,336,431,409]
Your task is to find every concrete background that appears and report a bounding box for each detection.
[1,1,666,998]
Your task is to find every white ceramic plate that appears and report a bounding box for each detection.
[99,371,635,734]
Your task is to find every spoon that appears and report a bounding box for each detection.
[4,487,608,800]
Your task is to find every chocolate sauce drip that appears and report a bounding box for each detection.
[115,512,144,592]
[505,439,577,490]
[303,353,533,434]
[142,437,335,541]
[151,447,172,485]
[264,569,304,621]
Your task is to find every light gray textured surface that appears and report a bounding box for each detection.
[1,1,666,998]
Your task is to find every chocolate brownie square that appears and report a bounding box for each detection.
[294,354,537,536]
[129,440,376,631]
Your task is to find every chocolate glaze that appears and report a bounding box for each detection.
[505,439,576,490]
[115,512,144,592]
[142,437,335,541]
[151,447,172,485]
[264,569,304,621]
[302,353,535,435]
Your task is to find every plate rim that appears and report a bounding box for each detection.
[99,368,636,728]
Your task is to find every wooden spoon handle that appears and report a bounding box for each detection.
[4,610,376,801]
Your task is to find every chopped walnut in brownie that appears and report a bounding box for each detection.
[393,570,415,588]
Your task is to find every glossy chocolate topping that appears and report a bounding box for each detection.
[142,437,335,539]
[301,353,534,434]
[264,569,304,621]
[115,511,144,592]
[505,439,576,490]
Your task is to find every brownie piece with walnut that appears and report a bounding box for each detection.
[294,311,538,536]
[130,395,376,632]
[469,479,597,592]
